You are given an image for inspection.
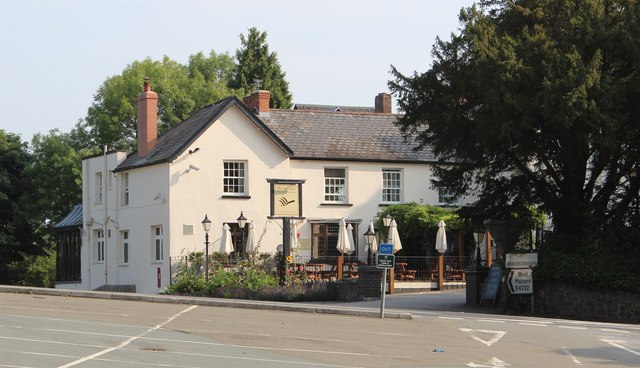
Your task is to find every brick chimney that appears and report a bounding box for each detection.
[243,90,270,113]
[375,93,392,113]
[136,77,158,157]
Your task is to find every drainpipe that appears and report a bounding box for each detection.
[103,145,108,287]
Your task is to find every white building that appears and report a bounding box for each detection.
[56,81,458,294]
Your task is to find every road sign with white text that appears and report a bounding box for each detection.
[379,243,393,255]
[377,254,395,269]
[508,268,533,294]
[506,253,538,268]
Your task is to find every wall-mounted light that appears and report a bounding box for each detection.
[186,164,200,172]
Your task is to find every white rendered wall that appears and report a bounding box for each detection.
[290,160,440,262]
[168,105,292,272]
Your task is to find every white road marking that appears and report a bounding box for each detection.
[477,319,505,324]
[601,339,640,357]
[460,328,507,347]
[438,316,464,320]
[600,328,629,334]
[518,322,548,327]
[57,305,198,368]
[558,326,588,330]
[0,336,106,349]
[371,332,410,337]
[561,346,582,365]
[466,356,511,367]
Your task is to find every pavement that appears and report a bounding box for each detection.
[0,285,495,320]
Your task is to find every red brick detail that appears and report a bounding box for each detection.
[375,93,392,114]
[136,80,159,158]
[243,90,271,113]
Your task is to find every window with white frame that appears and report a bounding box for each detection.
[95,172,103,203]
[121,173,129,206]
[438,187,460,205]
[223,161,247,195]
[153,226,163,262]
[121,230,129,265]
[96,229,105,262]
[382,169,402,203]
[324,168,347,203]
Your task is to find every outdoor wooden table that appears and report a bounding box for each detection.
[395,262,416,280]
[303,263,324,280]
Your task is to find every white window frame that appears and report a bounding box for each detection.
[95,172,103,203]
[438,187,460,206]
[382,169,402,203]
[324,168,347,203]
[120,230,129,265]
[153,226,164,262]
[96,229,105,263]
[121,172,129,206]
[223,160,247,196]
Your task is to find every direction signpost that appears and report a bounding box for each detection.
[377,243,394,318]
[508,268,533,294]
[506,252,537,313]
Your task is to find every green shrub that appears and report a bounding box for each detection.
[164,255,354,302]
[536,232,640,292]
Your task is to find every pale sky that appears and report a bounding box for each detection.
[0,0,475,140]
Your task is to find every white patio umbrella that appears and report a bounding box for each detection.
[389,219,403,253]
[368,221,378,253]
[220,223,233,255]
[435,220,447,254]
[435,219,447,290]
[245,221,257,254]
[290,222,299,256]
[346,223,356,255]
[336,218,353,255]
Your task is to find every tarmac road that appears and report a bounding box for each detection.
[1,287,639,367]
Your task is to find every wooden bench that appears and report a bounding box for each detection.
[395,262,417,280]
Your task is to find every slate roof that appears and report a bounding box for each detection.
[259,110,436,163]
[114,96,292,172]
[53,204,83,230]
[293,103,375,113]
[113,95,435,172]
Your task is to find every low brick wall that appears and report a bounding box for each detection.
[537,282,640,324]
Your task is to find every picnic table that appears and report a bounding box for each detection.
[394,262,416,280]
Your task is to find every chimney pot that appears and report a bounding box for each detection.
[375,93,392,114]
[137,78,159,157]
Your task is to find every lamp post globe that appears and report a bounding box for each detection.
[201,214,212,280]
[364,225,376,265]
[237,211,247,258]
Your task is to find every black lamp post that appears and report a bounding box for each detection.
[237,211,247,257]
[473,227,486,267]
[364,225,376,265]
[382,213,393,242]
[201,214,211,281]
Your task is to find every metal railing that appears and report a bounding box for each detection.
[170,254,473,284]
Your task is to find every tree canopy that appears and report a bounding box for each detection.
[75,52,240,150]
[390,0,640,248]
[230,27,293,108]
[0,130,42,282]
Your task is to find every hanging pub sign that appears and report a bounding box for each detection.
[267,178,305,218]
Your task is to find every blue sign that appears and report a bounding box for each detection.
[379,243,393,255]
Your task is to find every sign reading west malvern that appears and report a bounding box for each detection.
[508,268,533,294]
